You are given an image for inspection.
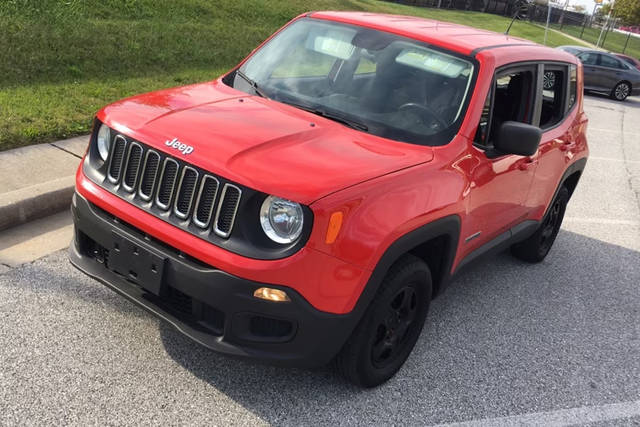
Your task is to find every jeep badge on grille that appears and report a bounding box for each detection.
[165,138,194,155]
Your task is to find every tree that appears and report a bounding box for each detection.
[612,0,640,25]
[599,2,612,16]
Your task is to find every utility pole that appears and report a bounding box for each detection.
[558,0,570,29]
[601,11,616,47]
[544,0,553,45]
[596,9,611,47]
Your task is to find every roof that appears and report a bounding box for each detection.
[309,11,539,56]
[558,45,589,51]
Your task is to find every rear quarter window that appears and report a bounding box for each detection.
[599,54,625,69]
[567,64,577,111]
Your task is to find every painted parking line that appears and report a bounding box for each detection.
[564,216,640,226]
[588,156,640,164]
[440,400,640,427]
[588,127,636,135]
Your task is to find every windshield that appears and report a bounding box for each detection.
[227,18,476,146]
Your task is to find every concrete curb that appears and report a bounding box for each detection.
[0,135,88,232]
[0,176,76,232]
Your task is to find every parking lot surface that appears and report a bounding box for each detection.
[0,95,639,426]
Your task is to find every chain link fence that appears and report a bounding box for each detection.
[549,14,640,59]
[385,0,640,59]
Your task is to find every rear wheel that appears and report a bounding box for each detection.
[335,254,432,387]
[511,186,569,263]
[611,82,630,101]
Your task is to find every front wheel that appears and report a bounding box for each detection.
[611,82,630,101]
[511,186,569,263]
[335,254,432,387]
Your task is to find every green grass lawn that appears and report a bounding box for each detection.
[551,24,640,59]
[0,0,588,151]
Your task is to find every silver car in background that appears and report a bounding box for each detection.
[558,45,640,101]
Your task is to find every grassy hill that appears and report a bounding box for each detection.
[0,0,587,150]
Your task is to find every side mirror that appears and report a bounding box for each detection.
[494,121,541,156]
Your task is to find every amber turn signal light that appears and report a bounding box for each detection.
[325,211,344,244]
[253,287,291,302]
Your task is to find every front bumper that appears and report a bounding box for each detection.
[70,192,359,367]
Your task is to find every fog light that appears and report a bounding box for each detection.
[253,287,290,302]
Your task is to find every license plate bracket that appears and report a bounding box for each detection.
[109,231,166,296]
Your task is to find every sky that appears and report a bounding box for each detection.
[552,0,601,14]
[572,0,598,13]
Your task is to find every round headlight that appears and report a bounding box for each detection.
[260,196,304,244]
[96,124,111,161]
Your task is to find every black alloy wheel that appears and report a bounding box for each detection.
[335,254,432,387]
[371,285,419,368]
[511,186,569,263]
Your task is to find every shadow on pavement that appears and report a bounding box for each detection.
[159,229,640,424]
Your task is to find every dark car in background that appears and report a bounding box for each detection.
[558,46,640,101]
[557,45,589,56]
[577,50,640,100]
[614,53,640,71]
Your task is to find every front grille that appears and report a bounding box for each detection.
[249,316,294,338]
[214,184,241,238]
[156,159,179,209]
[108,136,127,183]
[100,135,243,239]
[161,286,193,317]
[174,167,198,219]
[138,151,160,201]
[193,176,219,228]
[122,143,143,191]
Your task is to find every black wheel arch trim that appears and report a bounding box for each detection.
[544,157,587,218]
[355,157,587,314]
[351,215,461,317]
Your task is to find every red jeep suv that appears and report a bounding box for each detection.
[70,12,588,387]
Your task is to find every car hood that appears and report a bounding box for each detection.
[98,80,434,204]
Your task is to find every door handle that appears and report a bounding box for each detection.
[518,158,538,170]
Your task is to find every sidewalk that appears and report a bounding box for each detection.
[0,135,88,231]
[532,24,601,50]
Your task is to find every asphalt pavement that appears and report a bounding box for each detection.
[0,94,639,426]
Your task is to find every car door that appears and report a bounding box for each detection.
[527,63,577,216]
[464,65,539,253]
[576,52,600,90]
[597,53,627,90]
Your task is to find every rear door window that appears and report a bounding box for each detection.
[599,54,625,70]
[540,66,567,129]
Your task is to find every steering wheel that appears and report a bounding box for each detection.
[398,103,448,131]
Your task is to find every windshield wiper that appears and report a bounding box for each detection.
[235,70,268,99]
[282,100,369,132]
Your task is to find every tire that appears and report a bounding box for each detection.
[335,254,432,387]
[611,81,630,101]
[511,186,569,263]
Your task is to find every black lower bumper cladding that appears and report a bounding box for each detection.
[69,193,358,367]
